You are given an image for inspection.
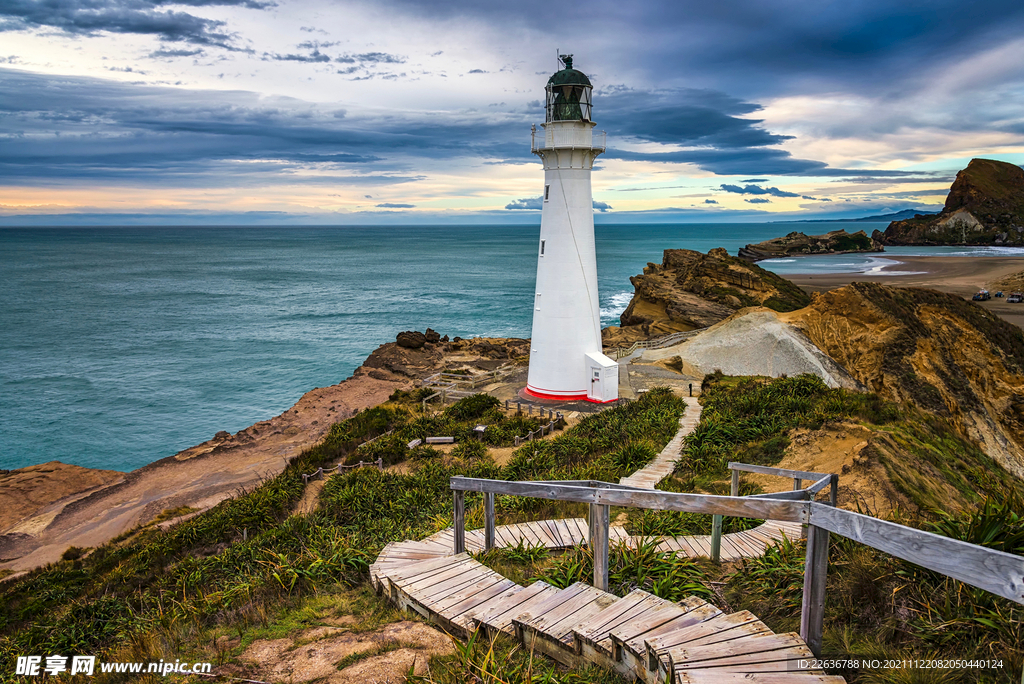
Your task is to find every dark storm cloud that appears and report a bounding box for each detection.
[0,0,274,48]
[378,0,1024,94]
[720,183,800,197]
[0,68,526,186]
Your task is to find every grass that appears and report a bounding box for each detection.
[0,388,686,680]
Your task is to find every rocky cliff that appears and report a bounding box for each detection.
[738,229,883,261]
[603,247,812,346]
[876,158,1024,246]
[783,282,1024,477]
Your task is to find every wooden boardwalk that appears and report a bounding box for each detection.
[619,396,702,489]
[369,398,840,684]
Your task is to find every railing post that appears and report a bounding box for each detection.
[793,477,802,491]
[484,492,495,552]
[453,490,465,554]
[731,470,739,497]
[829,474,839,507]
[710,514,723,562]
[590,503,610,592]
[800,523,829,657]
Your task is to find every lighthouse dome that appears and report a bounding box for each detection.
[545,54,593,123]
[547,56,592,88]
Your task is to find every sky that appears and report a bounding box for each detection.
[2,0,1024,224]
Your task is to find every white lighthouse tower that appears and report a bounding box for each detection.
[525,55,618,403]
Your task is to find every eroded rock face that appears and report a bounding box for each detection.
[608,247,812,346]
[738,229,883,261]
[785,282,1024,477]
[877,158,1024,246]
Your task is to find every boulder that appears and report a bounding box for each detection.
[424,328,441,343]
[396,331,427,349]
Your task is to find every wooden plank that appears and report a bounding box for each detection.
[644,610,764,667]
[727,462,829,481]
[574,590,667,655]
[808,502,1024,605]
[435,575,517,615]
[671,632,807,666]
[453,490,465,554]
[484,492,495,551]
[720,534,749,560]
[591,504,610,592]
[805,474,833,494]
[676,674,845,684]
[449,477,809,522]
[729,531,764,557]
[683,619,772,649]
[476,582,560,634]
[524,587,618,645]
[531,520,559,547]
[385,554,470,584]
[800,524,829,656]
[673,645,815,671]
[398,562,485,597]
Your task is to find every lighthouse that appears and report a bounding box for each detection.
[525,55,619,403]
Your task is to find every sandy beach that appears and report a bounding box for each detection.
[784,255,1024,329]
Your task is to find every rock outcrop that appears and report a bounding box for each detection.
[738,229,883,261]
[782,282,1024,477]
[603,247,812,347]
[876,158,1024,246]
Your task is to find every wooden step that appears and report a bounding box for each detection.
[676,673,845,684]
[669,632,812,673]
[472,580,561,637]
[646,610,772,682]
[421,518,590,552]
[611,596,722,680]
[513,582,618,667]
[572,589,682,674]
[674,643,818,677]
[388,554,522,638]
[371,548,459,595]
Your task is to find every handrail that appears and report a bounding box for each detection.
[807,502,1024,604]
[448,471,1024,658]
[609,328,705,360]
[728,462,829,482]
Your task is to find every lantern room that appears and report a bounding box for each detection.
[545,54,593,123]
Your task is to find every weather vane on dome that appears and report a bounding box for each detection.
[559,54,573,69]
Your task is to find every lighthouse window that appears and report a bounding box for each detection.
[544,185,550,201]
[540,240,546,255]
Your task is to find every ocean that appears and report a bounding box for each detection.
[3,223,1021,473]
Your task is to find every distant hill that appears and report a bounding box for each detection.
[792,209,938,223]
[877,159,1024,245]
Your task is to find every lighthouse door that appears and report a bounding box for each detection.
[590,367,602,398]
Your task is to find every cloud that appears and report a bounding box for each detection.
[746,198,771,204]
[376,202,415,208]
[0,68,534,187]
[0,0,273,48]
[720,183,800,197]
[334,52,405,64]
[704,199,718,204]
[593,200,612,212]
[505,197,542,210]
[741,178,768,183]
[149,47,205,58]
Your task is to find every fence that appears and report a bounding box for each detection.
[300,458,383,484]
[609,328,706,360]
[448,470,1024,657]
[513,419,562,446]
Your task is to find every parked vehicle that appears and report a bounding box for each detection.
[1008,292,1024,303]
[995,291,1005,297]
[973,290,992,301]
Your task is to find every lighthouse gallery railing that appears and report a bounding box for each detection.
[532,126,607,152]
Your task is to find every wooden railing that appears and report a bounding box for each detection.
[448,473,1024,657]
[608,328,706,360]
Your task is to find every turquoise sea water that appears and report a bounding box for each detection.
[3,223,1021,472]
